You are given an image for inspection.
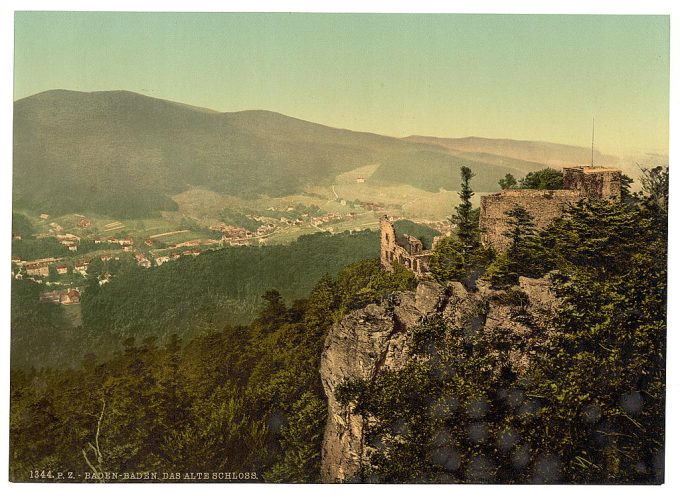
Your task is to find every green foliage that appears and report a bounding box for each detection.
[9,165,667,484]
[540,200,655,279]
[428,237,493,286]
[11,237,71,260]
[332,260,417,318]
[485,206,549,288]
[219,207,262,231]
[10,255,414,482]
[498,173,518,190]
[637,165,668,214]
[451,166,478,249]
[15,90,491,217]
[428,237,466,282]
[12,212,35,237]
[497,168,563,191]
[264,394,327,483]
[620,174,635,203]
[518,168,564,190]
[429,167,493,285]
[253,290,288,335]
[9,230,381,372]
[392,219,440,249]
[492,287,530,309]
[10,280,71,367]
[520,196,666,483]
[370,149,537,193]
[79,230,379,341]
[10,295,293,481]
[335,378,369,407]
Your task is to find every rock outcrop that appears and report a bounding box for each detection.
[319,277,558,483]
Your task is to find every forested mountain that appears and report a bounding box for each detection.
[13,90,608,218]
[10,260,417,483]
[13,90,436,217]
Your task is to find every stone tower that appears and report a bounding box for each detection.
[563,166,622,201]
[379,215,398,271]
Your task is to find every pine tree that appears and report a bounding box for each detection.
[430,166,492,284]
[498,173,517,190]
[519,168,563,189]
[450,166,478,249]
[485,205,547,288]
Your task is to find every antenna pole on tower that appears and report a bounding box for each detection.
[591,117,595,167]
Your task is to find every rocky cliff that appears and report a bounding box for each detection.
[319,277,558,483]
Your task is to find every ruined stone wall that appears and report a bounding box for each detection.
[380,216,432,275]
[480,189,582,252]
[379,216,398,271]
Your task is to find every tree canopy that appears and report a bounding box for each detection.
[10,258,417,482]
[497,168,564,191]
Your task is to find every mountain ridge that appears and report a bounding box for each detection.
[14,89,623,218]
[403,134,619,167]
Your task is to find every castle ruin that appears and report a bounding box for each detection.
[381,165,622,274]
[480,166,622,251]
[380,216,443,276]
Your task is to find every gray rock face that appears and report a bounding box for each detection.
[319,298,414,482]
[319,278,558,483]
[415,280,445,315]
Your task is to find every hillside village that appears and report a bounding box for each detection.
[10,194,409,309]
[11,165,624,311]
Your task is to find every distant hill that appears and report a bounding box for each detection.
[369,149,540,193]
[13,90,621,218]
[403,135,619,169]
[14,90,438,217]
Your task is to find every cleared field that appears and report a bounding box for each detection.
[62,303,82,328]
[264,225,321,245]
[154,231,208,245]
[149,230,190,239]
[333,163,381,185]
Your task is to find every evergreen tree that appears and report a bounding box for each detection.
[638,165,668,214]
[620,174,635,204]
[339,188,666,484]
[263,393,327,483]
[498,173,518,190]
[428,237,467,283]
[521,198,666,483]
[254,289,288,335]
[485,206,549,288]
[519,168,563,190]
[450,166,478,249]
[430,167,493,285]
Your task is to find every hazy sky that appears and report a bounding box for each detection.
[14,12,669,155]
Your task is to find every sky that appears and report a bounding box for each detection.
[13,12,670,157]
